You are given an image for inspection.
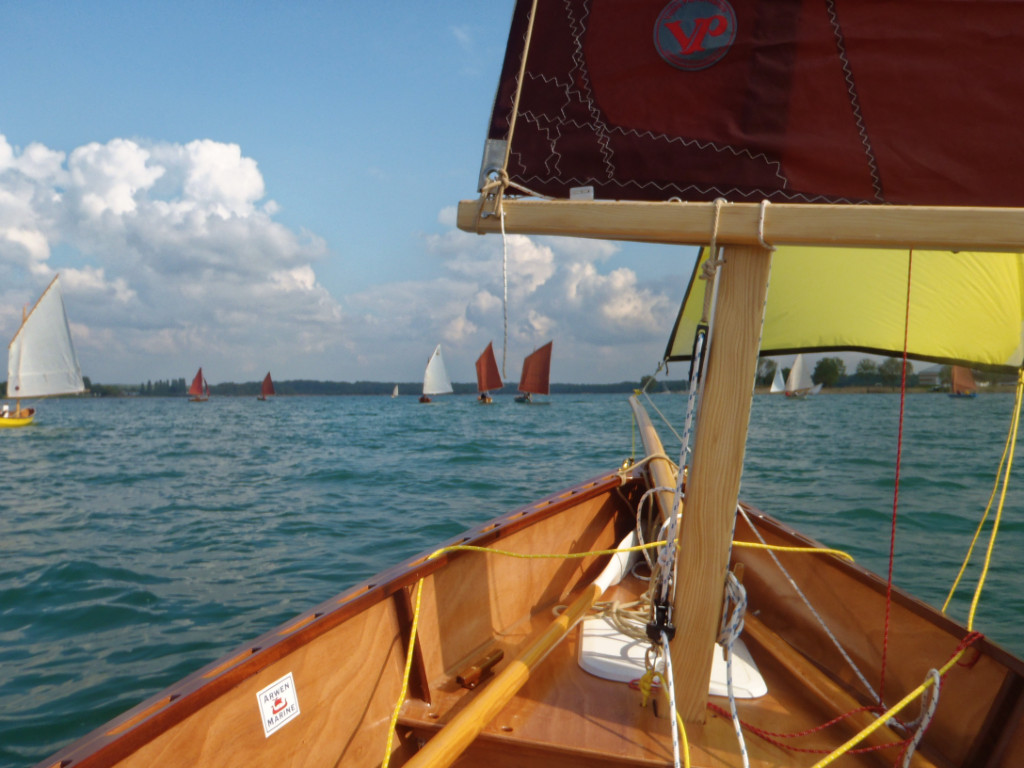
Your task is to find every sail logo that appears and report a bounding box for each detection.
[654,0,736,71]
[257,672,301,737]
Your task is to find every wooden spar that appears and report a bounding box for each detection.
[402,581,603,768]
[671,245,772,723]
[457,198,1024,252]
[628,395,680,540]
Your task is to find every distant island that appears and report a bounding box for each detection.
[11,377,680,398]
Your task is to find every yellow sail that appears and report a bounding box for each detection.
[666,246,1024,372]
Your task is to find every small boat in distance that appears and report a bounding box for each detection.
[2,274,84,428]
[391,384,399,398]
[475,341,502,403]
[188,368,209,402]
[784,354,822,399]
[419,344,452,403]
[950,365,978,398]
[257,372,275,401]
[515,341,552,404]
[769,367,785,394]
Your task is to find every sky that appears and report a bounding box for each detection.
[0,1,701,387]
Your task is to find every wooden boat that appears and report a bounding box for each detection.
[950,366,978,399]
[514,341,551,404]
[2,274,84,428]
[783,355,822,399]
[475,341,503,404]
[188,368,209,402]
[258,372,275,401]
[420,344,453,403]
[36,2,1024,767]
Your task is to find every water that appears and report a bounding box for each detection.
[1,392,1022,766]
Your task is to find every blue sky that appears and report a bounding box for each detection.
[1,2,698,386]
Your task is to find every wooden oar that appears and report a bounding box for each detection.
[401,580,602,768]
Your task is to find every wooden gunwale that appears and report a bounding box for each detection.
[737,505,1024,674]
[40,470,639,768]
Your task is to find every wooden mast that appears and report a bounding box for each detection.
[670,244,772,722]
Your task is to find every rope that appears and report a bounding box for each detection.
[720,572,750,768]
[737,506,879,702]
[943,368,1024,616]
[731,540,853,562]
[880,248,914,705]
[810,633,981,768]
[966,368,1024,628]
[757,200,775,251]
[898,670,941,768]
[381,578,425,768]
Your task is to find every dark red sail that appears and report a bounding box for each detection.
[484,0,1024,207]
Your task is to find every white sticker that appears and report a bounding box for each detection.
[569,185,594,200]
[257,672,301,737]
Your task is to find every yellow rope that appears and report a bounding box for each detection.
[967,369,1024,628]
[732,541,854,562]
[810,645,968,768]
[381,578,425,768]
[942,369,1023,615]
[380,537,853,765]
[638,669,692,768]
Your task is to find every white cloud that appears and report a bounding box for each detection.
[0,132,683,385]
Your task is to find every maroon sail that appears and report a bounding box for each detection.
[518,341,552,396]
[475,342,503,394]
[188,368,208,400]
[261,372,275,398]
[483,0,1024,207]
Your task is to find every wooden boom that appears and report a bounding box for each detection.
[457,198,1024,252]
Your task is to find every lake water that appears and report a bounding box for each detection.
[1,391,1021,767]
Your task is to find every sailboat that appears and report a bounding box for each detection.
[257,372,275,401]
[187,368,209,402]
[392,384,399,398]
[768,367,785,394]
[950,366,978,398]
[784,354,822,399]
[2,274,85,428]
[37,4,1024,768]
[419,343,452,403]
[514,340,552,403]
[475,341,502,403]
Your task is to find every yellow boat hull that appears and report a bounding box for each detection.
[0,408,35,428]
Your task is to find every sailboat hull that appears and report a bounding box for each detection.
[0,408,35,427]
[36,404,1024,768]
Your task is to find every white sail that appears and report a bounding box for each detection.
[392,385,399,398]
[422,344,453,396]
[7,275,85,399]
[769,368,785,394]
[785,354,814,395]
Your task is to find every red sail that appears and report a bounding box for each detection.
[261,372,275,397]
[485,0,1024,207]
[188,368,206,397]
[518,342,552,396]
[950,366,976,395]
[475,343,503,393]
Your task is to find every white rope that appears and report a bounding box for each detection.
[662,631,683,768]
[900,669,941,768]
[720,572,750,768]
[737,505,880,703]
[757,200,776,252]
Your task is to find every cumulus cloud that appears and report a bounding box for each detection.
[0,133,338,382]
[0,134,684,386]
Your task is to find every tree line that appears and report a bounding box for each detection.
[756,357,1015,390]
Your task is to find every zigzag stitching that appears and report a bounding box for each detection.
[509,166,864,205]
[825,0,883,201]
[517,107,790,191]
